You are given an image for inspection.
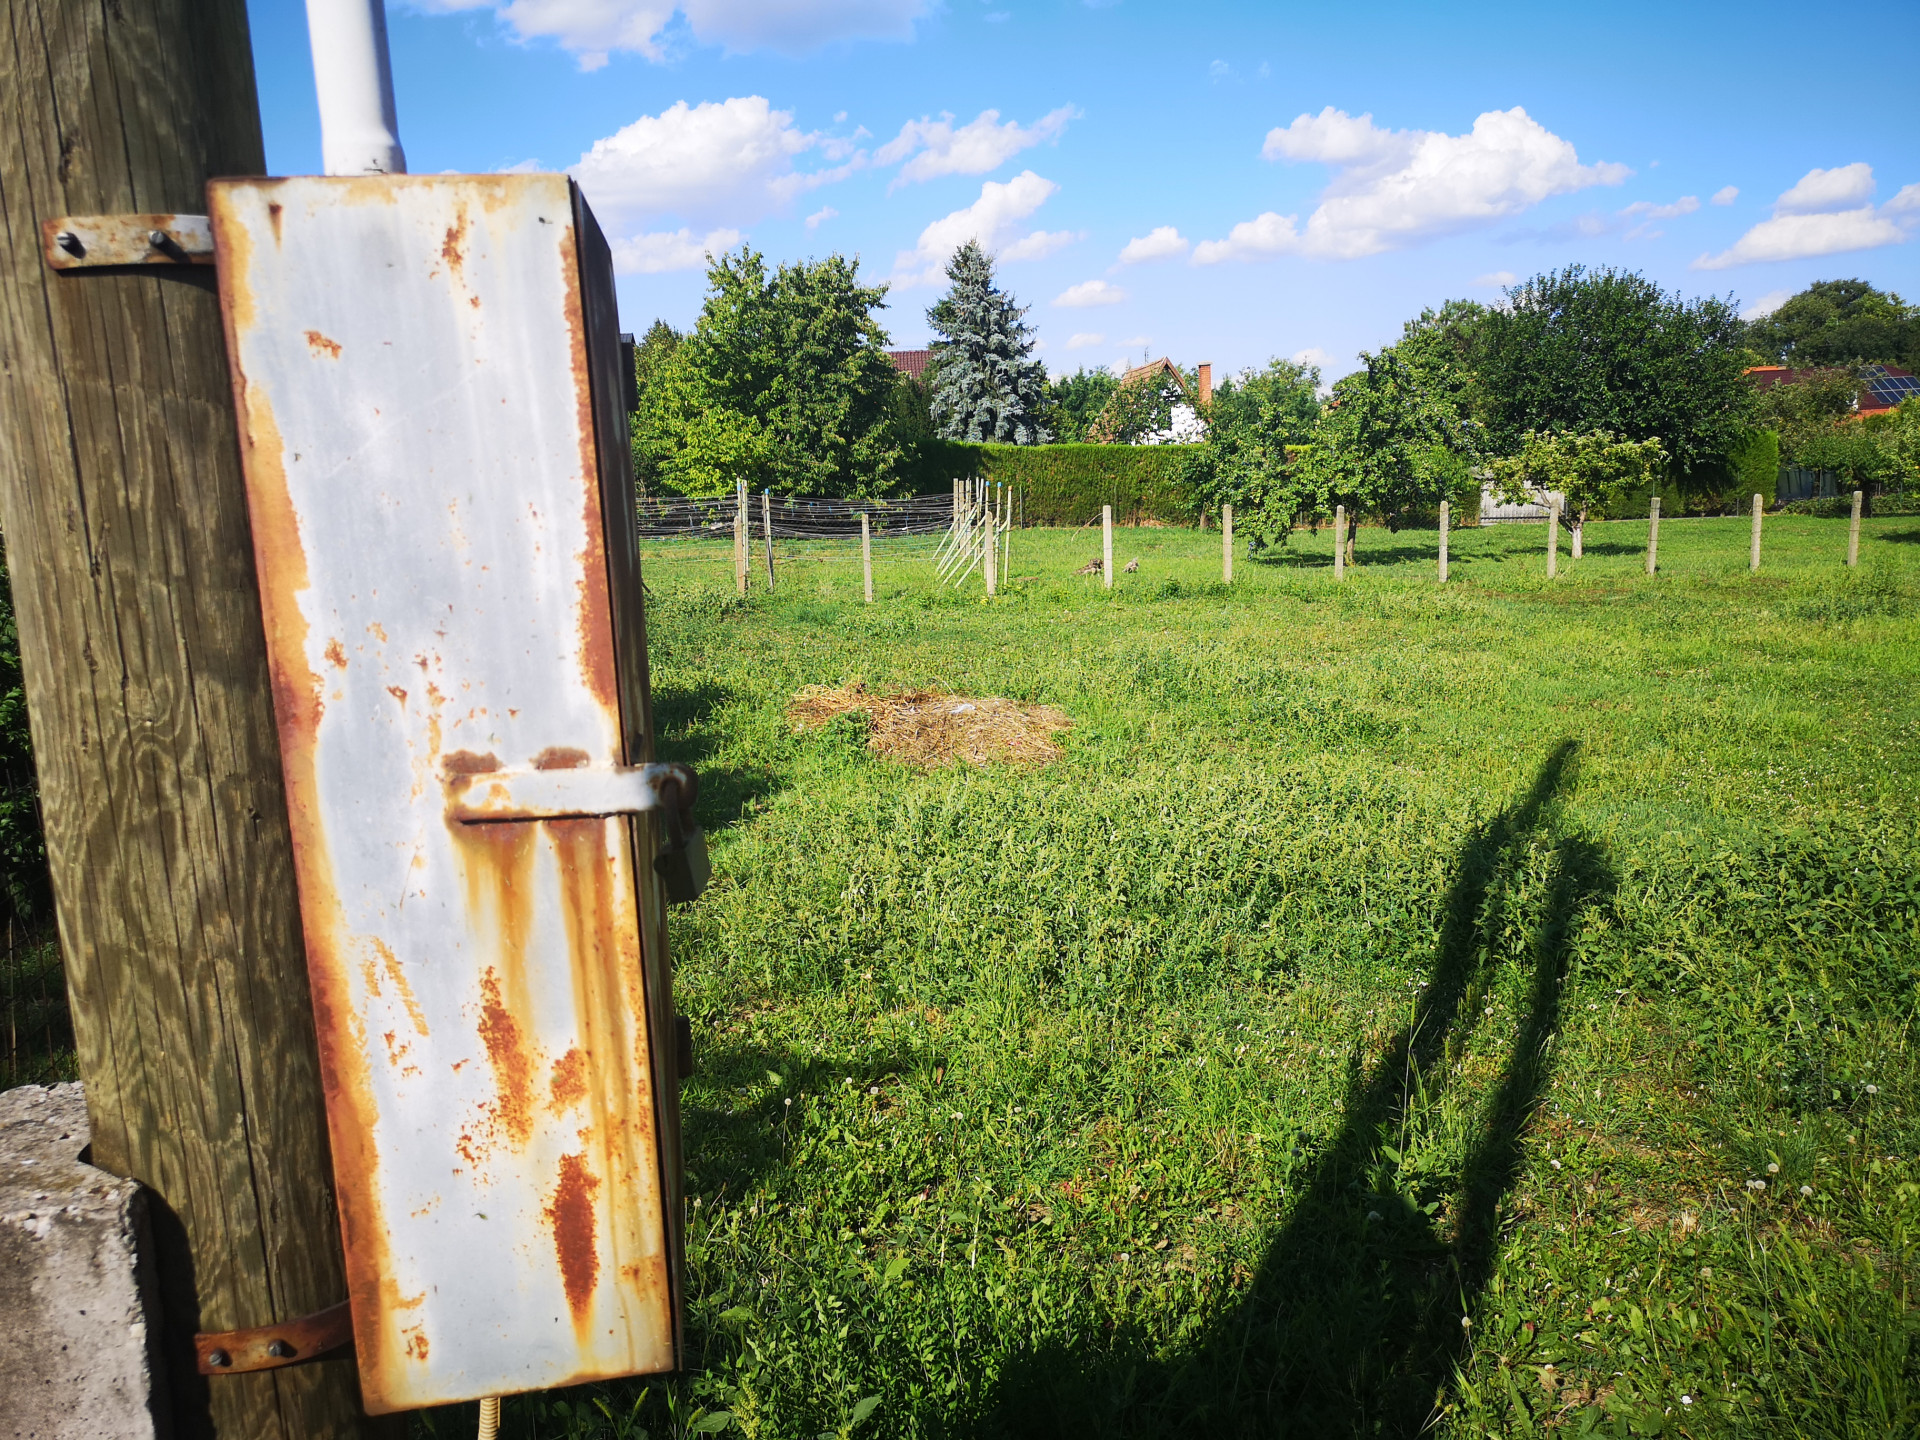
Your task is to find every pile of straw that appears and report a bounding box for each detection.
[787,681,1070,769]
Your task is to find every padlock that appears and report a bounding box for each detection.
[653,766,711,905]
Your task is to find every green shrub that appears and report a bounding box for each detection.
[943,443,1199,525]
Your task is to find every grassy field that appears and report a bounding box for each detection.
[408,510,1920,1439]
[11,508,1913,1437]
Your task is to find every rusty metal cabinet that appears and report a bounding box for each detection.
[209,173,682,1414]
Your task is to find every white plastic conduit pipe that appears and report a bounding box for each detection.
[305,0,408,175]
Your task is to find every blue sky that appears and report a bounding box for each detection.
[246,0,1920,384]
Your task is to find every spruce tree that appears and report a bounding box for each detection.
[925,241,1052,444]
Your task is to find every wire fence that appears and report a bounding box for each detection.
[637,491,957,551]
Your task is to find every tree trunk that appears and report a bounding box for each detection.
[1573,509,1585,559]
[0,2,395,1434]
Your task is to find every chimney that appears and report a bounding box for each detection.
[1198,363,1212,407]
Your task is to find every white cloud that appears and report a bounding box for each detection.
[1619,193,1698,239]
[418,0,926,69]
[805,205,838,229]
[1621,195,1699,220]
[892,170,1077,285]
[1694,208,1906,269]
[875,105,1076,187]
[1711,185,1739,206]
[1775,163,1874,215]
[1114,226,1189,265]
[610,226,743,273]
[1064,332,1106,350]
[571,96,855,229]
[1742,288,1794,319]
[1053,279,1126,307]
[1291,346,1332,368]
[1199,106,1630,263]
[497,157,544,174]
[1693,164,1915,269]
[1472,270,1516,287]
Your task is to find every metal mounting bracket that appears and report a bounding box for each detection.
[42,213,214,270]
[195,1301,353,1375]
[443,760,689,824]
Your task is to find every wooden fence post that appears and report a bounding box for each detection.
[1334,506,1346,581]
[1848,490,1862,568]
[1102,504,1113,589]
[1646,495,1661,576]
[1222,504,1233,584]
[1438,499,1449,583]
[861,512,873,602]
[984,502,997,597]
[1751,493,1763,573]
[0,2,392,1434]
[1547,499,1559,579]
[735,481,748,595]
[762,488,775,590]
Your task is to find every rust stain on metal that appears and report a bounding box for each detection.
[305,329,342,359]
[386,685,408,706]
[549,1047,588,1110]
[476,966,535,1149]
[405,1330,429,1362]
[371,937,429,1038]
[324,637,347,668]
[533,745,591,770]
[546,1152,602,1325]
[442,749,500,775]
[267,201,284,244]
[558,231,623,725]
[441,209,470,282]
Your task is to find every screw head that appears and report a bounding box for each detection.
[55,231,82,255]
[148,230,169,248]
[207,1348,230,1367]
[267,1339,296,1359]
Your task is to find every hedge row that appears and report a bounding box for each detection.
[926,442,1199,526]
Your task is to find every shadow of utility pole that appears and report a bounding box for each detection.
[984,739,1614,1438]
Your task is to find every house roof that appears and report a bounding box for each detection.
[886,348,931,379]
[1118,356,1194,399]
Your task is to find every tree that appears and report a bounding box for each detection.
[631,246,904,496]
[1748,280,1918,369]
[1045,367,1122,442]
[1477,267,1754,480]
[1298,304,1486,565]
[1185,359,1322,548]
[628,318,683,492]
[1753,366,1862,462]
[1486,430,1666,556]
[925,241,1051,444]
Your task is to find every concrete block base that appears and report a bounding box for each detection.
[1,1083,166,1439]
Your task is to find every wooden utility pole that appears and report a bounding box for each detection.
[0,3,391,1436]
[1438,500,1449,583]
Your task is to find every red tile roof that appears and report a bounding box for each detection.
[886,349,931,379]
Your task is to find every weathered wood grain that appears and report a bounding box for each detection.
[0,1,396,1434]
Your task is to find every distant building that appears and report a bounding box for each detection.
[1744,363,1918,417]
[1094,358,1213,444]
[885,349,932,381]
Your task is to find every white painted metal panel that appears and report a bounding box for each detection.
[209,174,676,1413]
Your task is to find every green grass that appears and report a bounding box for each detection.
[202,512,1920,1436]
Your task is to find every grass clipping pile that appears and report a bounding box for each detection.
[789,682,1069,769]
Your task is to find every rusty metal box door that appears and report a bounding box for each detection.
[208,174,681,1414]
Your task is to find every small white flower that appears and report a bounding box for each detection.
[1867,1085,1879,1095]
[1550,1159,1562,1170]
[1367,1210,1383,1222]
[1461,1315,1472,1329]
[1747,1179,1766,1191]
[1700,1267,1712,1279]
[868,1086,879,1096]
[1681,1396,1693,1406]
[1800,1185,1814,1197]
[1766,1162,1779,1174]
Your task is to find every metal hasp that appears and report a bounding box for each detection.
[40,213,214,269]
[208,173,686,1414]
